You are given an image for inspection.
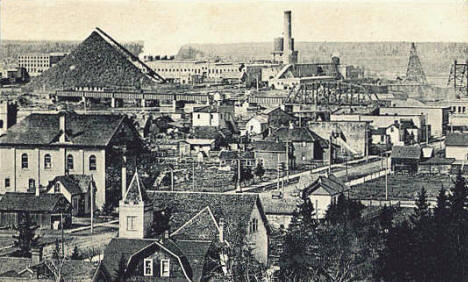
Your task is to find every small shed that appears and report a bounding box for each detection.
[391,145,421,173]
[418,158,455,175]
[0,193,72,229]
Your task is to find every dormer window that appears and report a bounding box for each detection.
[160,259,170,277]
[144,258,153,276]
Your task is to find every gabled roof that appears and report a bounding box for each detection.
[123,171,150,204]
[25,29,164,92]
[0,258,32,277]
[420,157,455,165]
[171,206,220,241]
[0,193,71,213]
[303,174,348,196]
[101,237,213,282]
[251,141,286,152]
[446,133,468,146]
[47,174,93,195]
[267,127,329,148]
[148,191,269,242]
[391,145,421,159]
[371,127,388,136]
[219,150,255,160]
[0,112,129,147]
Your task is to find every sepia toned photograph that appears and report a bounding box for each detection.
[0,0,467,281]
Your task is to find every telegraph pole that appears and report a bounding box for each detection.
[385,152,389,201]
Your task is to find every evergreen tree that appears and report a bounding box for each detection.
[254,162,265,179]
[115,254,127,282]
[447,172,468,280]
[411,187,431,224]
[70,246,83,260]
[278,197,318,281]
[378,205,394,233]
[12,212,40,257]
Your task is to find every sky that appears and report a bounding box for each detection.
[1,0,467,55]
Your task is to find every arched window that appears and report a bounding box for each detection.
[29,179,35,189]
[44,154,52,169]
[21,153,28,169]
[67,154,74,171]
[89,155,97,171]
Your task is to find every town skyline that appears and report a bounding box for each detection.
[1,0,468,54]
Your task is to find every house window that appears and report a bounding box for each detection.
[44,154,52,169]
[29,179,35,190]
[67,154,74,171]
[144,258,153,276]
[160,259,170,277]
[127,216,137,231]
[4,178,10,188]
[197,114,200,119]
[89,155,97,171]
[380,135,385,142]
[54,183,60,193]
[21,153,28,169]
[249,218,258,233]
[0,120,3,128]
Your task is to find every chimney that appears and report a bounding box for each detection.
[283,11,292,52]
[31,246,43,265]
[218,218,224,243]
[59,112,66,143]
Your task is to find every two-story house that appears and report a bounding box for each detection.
[0,111,141,209]
[96,172,270,281]
[191,105,236,129]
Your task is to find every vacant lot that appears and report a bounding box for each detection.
[349,174,454,200]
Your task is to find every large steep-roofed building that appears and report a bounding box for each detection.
[24,28,165,93]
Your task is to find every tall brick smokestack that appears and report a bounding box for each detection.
[283,11,292,52]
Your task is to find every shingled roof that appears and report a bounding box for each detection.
[47,175,93,195]
[0,193,71,213]
[303,174,348,197]
[391,145,421,160]
[446,133,468,146]
[0,112,131,147]
[267,127,329,148]
[148,191,269,242]
[123,171,150,204]
[24,29,164,92]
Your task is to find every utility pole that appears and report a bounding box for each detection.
[385,152,389,201]
[192,161,195,190]
[90,176,94,235]
[237,158,241,193]
[328,134,333,174]
[277,153,280,190]
[61,213,64,259]
[170,168,174,191]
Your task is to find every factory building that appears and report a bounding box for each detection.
[18,53,67,76]
[144,59,245,84]
[272,10,298,65]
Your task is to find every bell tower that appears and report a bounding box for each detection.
[119,170,153,239]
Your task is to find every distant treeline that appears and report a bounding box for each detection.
[177,42,468,76]
[0,40,144,66]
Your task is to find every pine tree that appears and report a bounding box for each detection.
[278,198,318,281]
[254,162,265,179]
[12,212,40,257]
[411,187,431,224]
[379,205,394,233]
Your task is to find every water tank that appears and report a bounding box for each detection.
[274,37,284,52]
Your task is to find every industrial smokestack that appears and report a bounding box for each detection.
[283,11,292,52]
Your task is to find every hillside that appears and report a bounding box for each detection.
[177,42,468,78]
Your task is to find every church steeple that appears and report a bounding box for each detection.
[119,170,153,239]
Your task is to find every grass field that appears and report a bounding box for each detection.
[349,174,454,200]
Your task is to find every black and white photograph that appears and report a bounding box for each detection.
[0,0,468,281]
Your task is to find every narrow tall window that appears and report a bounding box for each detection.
[44,154,52,169]
[67,154,74,171]
[89,155,97,171]
[144,258,153,276]
[29,179,35,190]
[21,153,28,169]
[4,178,10,188]
[160,259,170,277]
[127,216,137,231]
[54,183,60,193]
